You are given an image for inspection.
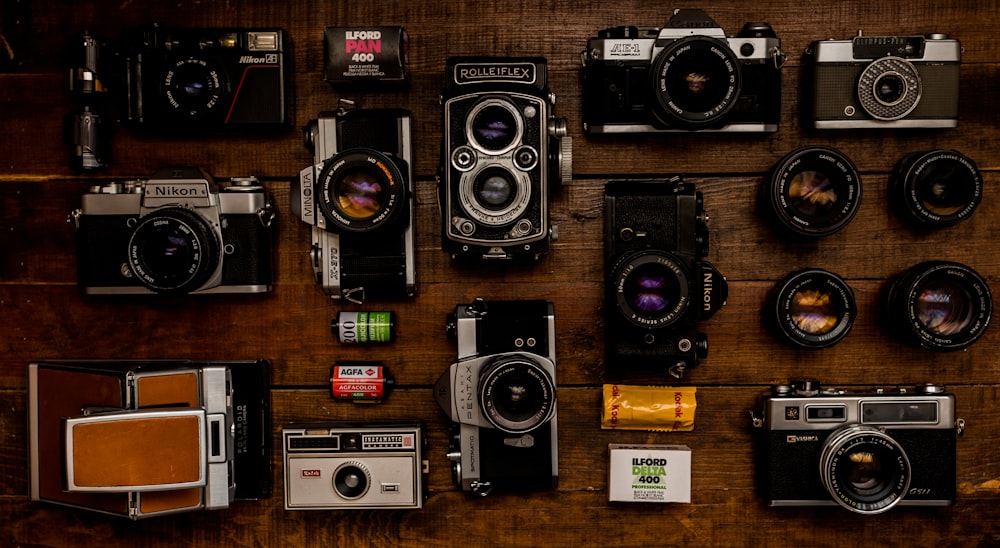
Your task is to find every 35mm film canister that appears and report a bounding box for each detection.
[332,311,396,344]
[330,362,395,402]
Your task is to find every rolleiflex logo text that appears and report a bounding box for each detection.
[455,63,536,84]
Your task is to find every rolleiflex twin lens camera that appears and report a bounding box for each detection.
[293,107,416,303]
[70,167,274,295]
[440,57,572,260]
[805,32,960,128]
[28,360,271,519]
[754,380,961,514]
[581,9,784,133]
[604,179,728,378]
[435,298,558,496]
[282,423,426,510]
[121,26,288,131]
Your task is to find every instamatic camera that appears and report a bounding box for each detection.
[581,9,784,133]
[434,298,558,496]
[805,32,960,128]
[753,380,961,514]
[293,107,416,303]
[604,179,728,378]
[440,56,572,260]
[70,167,274,295]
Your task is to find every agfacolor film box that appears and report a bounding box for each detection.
[608,444,691,503]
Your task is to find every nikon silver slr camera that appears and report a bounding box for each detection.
[434,298,558,496]
[753,380,960,514]
[71,167,274,295]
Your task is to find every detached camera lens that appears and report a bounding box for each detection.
[768,269,856,349]
[891,150,982,227]
[763,146,862,238]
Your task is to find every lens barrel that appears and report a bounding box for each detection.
[478,356,556,433]
[891,150,982,228]
[768,269,857,349]
[819,425,911,514]
[127,207,221,293]
[763,145,862,238]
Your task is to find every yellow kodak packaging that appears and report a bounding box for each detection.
[602,384,697,432]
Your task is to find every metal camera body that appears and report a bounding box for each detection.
[581,9,783,133]
[604,179,727,378]
[755,380,959,514]
[434,299,558,496]
[282,423,426,510]
[806,33,960,129]
[293,108,416,303]
[440,56,572,260]
[71,167,274,295]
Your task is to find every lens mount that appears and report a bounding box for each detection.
[892,150,982,227]
[769,269,856,349]
[466,98,523,154]
[127,207,221,293]
[651,36,741,129]
[613,252,691,329]
[857,56,922,121]
[332,461,371,500]
[162,57,225,117]
[819,425,911,514]
[458,163,533,227]
[764,145,862,238]
[478,355,556,433]
[317,148,408,233]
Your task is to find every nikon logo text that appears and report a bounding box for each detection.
[152,185,207,197]
[239,54,278,64]
[703,271,713,311]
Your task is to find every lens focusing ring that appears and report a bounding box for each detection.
[764,145,862,238]
[892,150,982,227]
[478,355,556,433]
[127,207,221,293]
[768,269,856,349]
[819,425,911,515]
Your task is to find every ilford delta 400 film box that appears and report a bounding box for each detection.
[608,444,691,503]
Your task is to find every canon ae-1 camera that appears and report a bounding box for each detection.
[282,423,426,510]
[434,298,558,496]
[70,167,274,295]
[293,106,416,303]
[604,179,728,378]
[581,9,784,133]
[753,380,961,514]
[805,32,960,128]
[439,56,572,260]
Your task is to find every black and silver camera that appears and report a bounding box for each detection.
[753,380,961,514]
[293,107,416,303]
[805,32,960,128]
[581,9,784,133]
[604,179,728,378]
[121,26,288,131]
[70,167,274,295]
[282,423,426,510]
[434,298,558,496]
[439,56,572,260]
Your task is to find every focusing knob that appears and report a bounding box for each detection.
[791,380,821,396]
[557,135,573,186]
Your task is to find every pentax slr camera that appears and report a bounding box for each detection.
[293,107,416,303]
[70,167,274,295]
[753,380,961,514]
[282,423,426,510]
[439,56,572,260]
[604,179,728,378]
[805,32,960,128]
[581,9,784,133]
[121,26,288,132]
[434,298,558,496]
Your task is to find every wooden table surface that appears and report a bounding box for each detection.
[2,0,1000,545]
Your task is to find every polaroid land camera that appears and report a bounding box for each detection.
[28,360,271,519]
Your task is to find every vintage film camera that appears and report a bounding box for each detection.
[604,179,728,378]
[282,423,426,510]
[805,32,960,128]
[120,26,288,132]
[435,298,559,496]
[28,360,271,519]
[753,380,961,514]
[70,166,274,295]
[439,56,572,260]
[581,8,784,133]
[293,106,416,303]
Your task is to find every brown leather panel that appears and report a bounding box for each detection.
[136,372,200,408]
[139,488,203,514]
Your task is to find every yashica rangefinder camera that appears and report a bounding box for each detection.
[604,179,728,378]
[282,423,426,510]
[293,107,416,303]
[121,26,288,132]
[28,359,271,519]
[581,9,784,133]
[434,298,558,496]
[439,56,572,260]
[805,32,960,128]
[70,166,274,295]
[753,380,960,514]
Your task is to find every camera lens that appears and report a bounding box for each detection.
[336,167,388,220]
[768,269,856,349]
[479,356,556,433]
[651,36,741,129]
[318,149,408,233]
[127,207,221,293]
[891,150,982,227]
[874,73,905,105]
[162,59,224,117]
[858,57,921,120]
[819,426,911,514]
[763,146,862,238]
[613,252,690,328]
[467,99,522,153]
[459,165,532,227]
[474,169,516,210]
[886,261,992,351]
[332,461,371,500]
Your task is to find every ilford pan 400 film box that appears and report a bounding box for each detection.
[608,444,691,503]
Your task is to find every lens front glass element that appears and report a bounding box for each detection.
[765,146,862,238]
[128,207,221,293]
[479,357,555,433]
[665,47,734,115]
[163,59,223,116]
[335,167,387,220]
[770,269,856,348]
[914,277,974,336]
[333,462,370,500]
[624,262,682,317]
[820,426,910,514]
[470,102,520,152]
[895,151,983,226]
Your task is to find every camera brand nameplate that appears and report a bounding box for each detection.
[454,62,536,85]
[143,182,212,207]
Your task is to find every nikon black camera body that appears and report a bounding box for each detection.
[604,179,727,378]
[70,167,274,295]
[434,298,558,496]
[755,380,960,514]
[439,56,572,260]
[581,9,784,133]
[293,107,416,303]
